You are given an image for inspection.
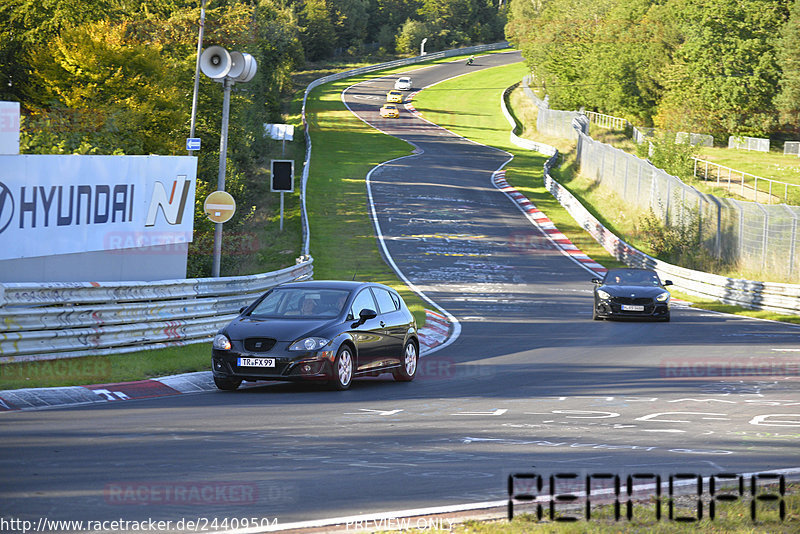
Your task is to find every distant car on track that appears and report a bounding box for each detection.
[380,104,400,118]
[386,90,404,103]
[211,281,419,391]
[591,268,673,321]
[394,76,412,90]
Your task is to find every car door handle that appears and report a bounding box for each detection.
[380,321,386,327]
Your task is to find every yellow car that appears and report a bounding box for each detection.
[386,90,404,103]
[380,104,400,118]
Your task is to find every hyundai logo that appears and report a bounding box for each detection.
[0,181,13,235]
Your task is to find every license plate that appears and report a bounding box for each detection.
[238,357,275,367]
[621,304,645,312]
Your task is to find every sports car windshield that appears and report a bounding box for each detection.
[603,269,662,287]
[249,288,351,319]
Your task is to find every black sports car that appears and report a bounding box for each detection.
[591,268,673,321]
[211,281,419,391]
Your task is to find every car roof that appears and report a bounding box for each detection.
[275,280,394,292]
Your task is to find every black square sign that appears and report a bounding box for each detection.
[271,160,294,192]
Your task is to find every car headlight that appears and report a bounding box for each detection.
[596,290,611,300]
[656,292,670,302]
[213,334,232,350]
[289,337,330,351]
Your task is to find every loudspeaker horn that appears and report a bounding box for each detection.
[227,51,246,80]
[200,45,232,80]
[232,53,257,83]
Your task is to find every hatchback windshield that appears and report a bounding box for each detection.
[249,288,351,318]
[604,269,662,287]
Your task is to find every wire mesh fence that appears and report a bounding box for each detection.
[519,82,800,281]
[728,135,770,152]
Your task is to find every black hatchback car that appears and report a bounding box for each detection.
[211,281,419,391]
[591,268,673,321]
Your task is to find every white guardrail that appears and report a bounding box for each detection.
[0,259,313,363]
[502,84,800,316]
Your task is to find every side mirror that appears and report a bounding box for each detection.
[663,280,673,286]
[591,278,601,284]
[359,308,378,321]
[239,306,247,314]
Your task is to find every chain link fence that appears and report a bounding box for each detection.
[520,80,800,281]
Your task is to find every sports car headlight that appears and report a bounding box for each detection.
[289,337,331,351]
[213,334,232,350]
[656,292,670,302]
[596,290,611,300]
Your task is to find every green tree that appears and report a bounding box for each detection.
[373,0,423,50]
[775,0,800,133]
[299,0,338,60]
[330,0,370,51]
[23,19,184,155]
[0,0,116,101]
[654,0,791,138]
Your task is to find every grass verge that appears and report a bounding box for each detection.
[698,145,800,185]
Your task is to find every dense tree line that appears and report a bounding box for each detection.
[506,0,800,139]
[0,0,505,275]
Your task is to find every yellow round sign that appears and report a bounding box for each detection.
[204,191,236,223]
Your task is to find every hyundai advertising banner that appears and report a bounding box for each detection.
[0,155,197,261]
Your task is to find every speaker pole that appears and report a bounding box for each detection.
[212,76,233,277]
[188,0,206,155]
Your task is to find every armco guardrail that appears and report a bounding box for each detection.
[0,259,313,363]
[501,84,800,316]
[300,42,511,255]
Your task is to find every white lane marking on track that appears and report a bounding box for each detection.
[452,409,508,416]
[635,412,730,423]
[749,414,800,427]
[344,409,404,416]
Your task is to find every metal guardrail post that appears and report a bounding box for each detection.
[789,208,798,279]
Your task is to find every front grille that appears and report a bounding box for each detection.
[244,337,277,352]
[611,297,652,305]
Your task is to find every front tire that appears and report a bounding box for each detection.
[332,346,354,390]
[393,341,418,382]
[214,376,241,391]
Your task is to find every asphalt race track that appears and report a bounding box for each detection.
[2,51,799,531]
